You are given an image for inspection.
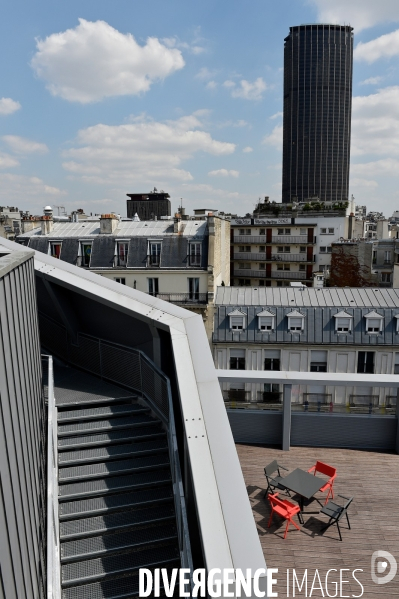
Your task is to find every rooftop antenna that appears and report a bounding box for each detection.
[54,205,66,216]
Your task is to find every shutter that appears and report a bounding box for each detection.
[230,349,246,358]
[311,350,327,362]
[336,317,350,330]
[259,316,273,329]
[231,317,244,328]
[264,350,280,359]
[289,317,303,328]
[367,318,380,329]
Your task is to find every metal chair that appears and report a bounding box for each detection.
[319,495,353,541]
[264,460,290,497]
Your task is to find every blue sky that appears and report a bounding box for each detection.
[1,0,399,217]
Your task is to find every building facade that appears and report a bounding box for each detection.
[18,212,230,340]
[126,190,171,220]
[213,286,399,411]
[282,24,353,203]
[230,208,352,287]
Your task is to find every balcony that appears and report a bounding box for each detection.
[234,235,266,243]
[155,292,208,304]
[233,269,308,280]
[233,253,314,262]
[272,235,315,244]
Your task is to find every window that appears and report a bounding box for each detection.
[258,310,275,331]
[285,228,291,234]
[335,317,351,333]
[81,243,92,267]
[381,272,391,283]
[149,242,161,266]
[238,263,251,269]
[188,277,200,300]
[365,311,383,333]
[277,246,284,253]
[394,353,399,374]
[299,264,306,271]
[50,242,61,259]
[372,251,377,264]
[117,242,128,266]
[228,310,246,330]
[264,383,280,393]
[114,277,126,285]
[328,228,334,234]
[189,242,201,266]
[259,246,265,252]
[259,229,265,235]
[264,350,280,370]
[327,247,332,253]
[245,229,251,235]
[321,228,327,234]
[259,263,265,269]
[287,310,304,332]
[299,246,306,253]
[320,246,326,253]
[239,229,245,235]
[277,264,290,271]
[148,278,159,296]
[310,350,327,372]
[384,251,391,264]
[239,245,250,252]
[300,228,306,235]
[277,229,284,235]
[357,351,374,374]
[230,349,245,370]
[239,279,250,286]
[259,280,265,286]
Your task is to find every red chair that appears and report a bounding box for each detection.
[268,493,301,538]
[308,461,337,504]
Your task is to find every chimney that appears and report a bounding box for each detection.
[174,214,181,233]
[100,214,118,234]
[40,215,53,235]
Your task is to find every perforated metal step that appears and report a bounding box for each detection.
[61,569,180,599]
[59,454,169,483]
[62,543,180,586]
[59,487,174,520]
[58,415,157,437]
[58,404,148,423]
[61,522,177,562]
[60,504,176,539]
[59,470,172,501]
[58,439,168,466]
[58,427,165,450]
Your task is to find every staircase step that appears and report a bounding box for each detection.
[59,454,169,483]
[61,543,180,587]
[59,487,174,520]
[58,427,165,450]
[58,415,157,437]
[61,570,180,599]
[58,404,148,423]
[61,522,177,562]
[59,439,168,465]
[56,395,138,409]
[60,504,176,539]
[59,470,172,501]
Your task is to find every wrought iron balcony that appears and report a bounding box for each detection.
[154,292,208,304]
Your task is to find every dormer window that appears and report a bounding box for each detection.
[148,242,161,266]
[50,242,61,259]
[287,310,305,332]
[395,314,399,333]
[257,309,275,331]
[333,311,353,333]
[116,241,128,266]
[228,309,246,330]
[189,242,202,266]
[364,311,383,334]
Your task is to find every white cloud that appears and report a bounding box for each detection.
[355,29,399,63]
[206,81,217,90]
[351,158,399,176]
[181,183,240,199]
[270,111,283,119]
[243,146,253,153]
[2,135,48,154]
[262,125,283,150]
[360,76,383,85]
[0,97,21,115]
[195,67,217,80]
[0,153,19,169]
[308,0,399,32]
[31,19,185,103]
[62,113,236,185]
[162,30,206,55]
[208,169,239,178]
[225,77,267,100]
[350,177,378,188]
[217,119,250,128]
[0,174,65,207]
[351,86,399,156]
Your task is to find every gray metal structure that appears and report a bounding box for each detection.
[0,247,46,598]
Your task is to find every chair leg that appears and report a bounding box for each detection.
[268,511,274,528]
[290,516,300,531]
[320,517,333,532]
[337,522,342,541]
[284,520,290,539]
[346,513,351,530]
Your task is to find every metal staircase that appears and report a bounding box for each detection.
[57,395,181,598]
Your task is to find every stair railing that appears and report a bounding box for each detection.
[43,354,61,599]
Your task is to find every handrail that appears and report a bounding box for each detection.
[43,354,61,599]
[39,319,193,588]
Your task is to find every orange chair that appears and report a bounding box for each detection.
[268,493,301,539]
[308,461,337,504]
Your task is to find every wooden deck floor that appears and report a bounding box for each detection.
[236,444,399,598]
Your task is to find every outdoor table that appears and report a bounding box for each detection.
[280,468,326,523]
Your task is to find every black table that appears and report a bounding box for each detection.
[280,468,326,523]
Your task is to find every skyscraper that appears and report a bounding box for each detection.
[282,24,353,204]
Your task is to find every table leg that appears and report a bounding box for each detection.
[298,496,304,524]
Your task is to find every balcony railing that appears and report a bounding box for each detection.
[234,235,266,243]
[114,254,128,267]
[233,269,309,280]
[223,389,250,402]
[349,395,379,407]
[155,292,208,304]
[233,253,314,262]
[272,236,315,244]
[257,391,282,404]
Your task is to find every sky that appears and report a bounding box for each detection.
[1,0,399,218]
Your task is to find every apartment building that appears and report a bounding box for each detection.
[17,209,230,340]
[231,208,351,287]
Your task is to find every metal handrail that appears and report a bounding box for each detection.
[43,354,61,599]
[39,319,193,588]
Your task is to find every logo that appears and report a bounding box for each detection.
[371,550,397,585]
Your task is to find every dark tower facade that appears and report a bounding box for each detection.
[282,24,353,204]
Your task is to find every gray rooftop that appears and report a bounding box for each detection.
[215,286,399,308]
[20,220,208,239]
